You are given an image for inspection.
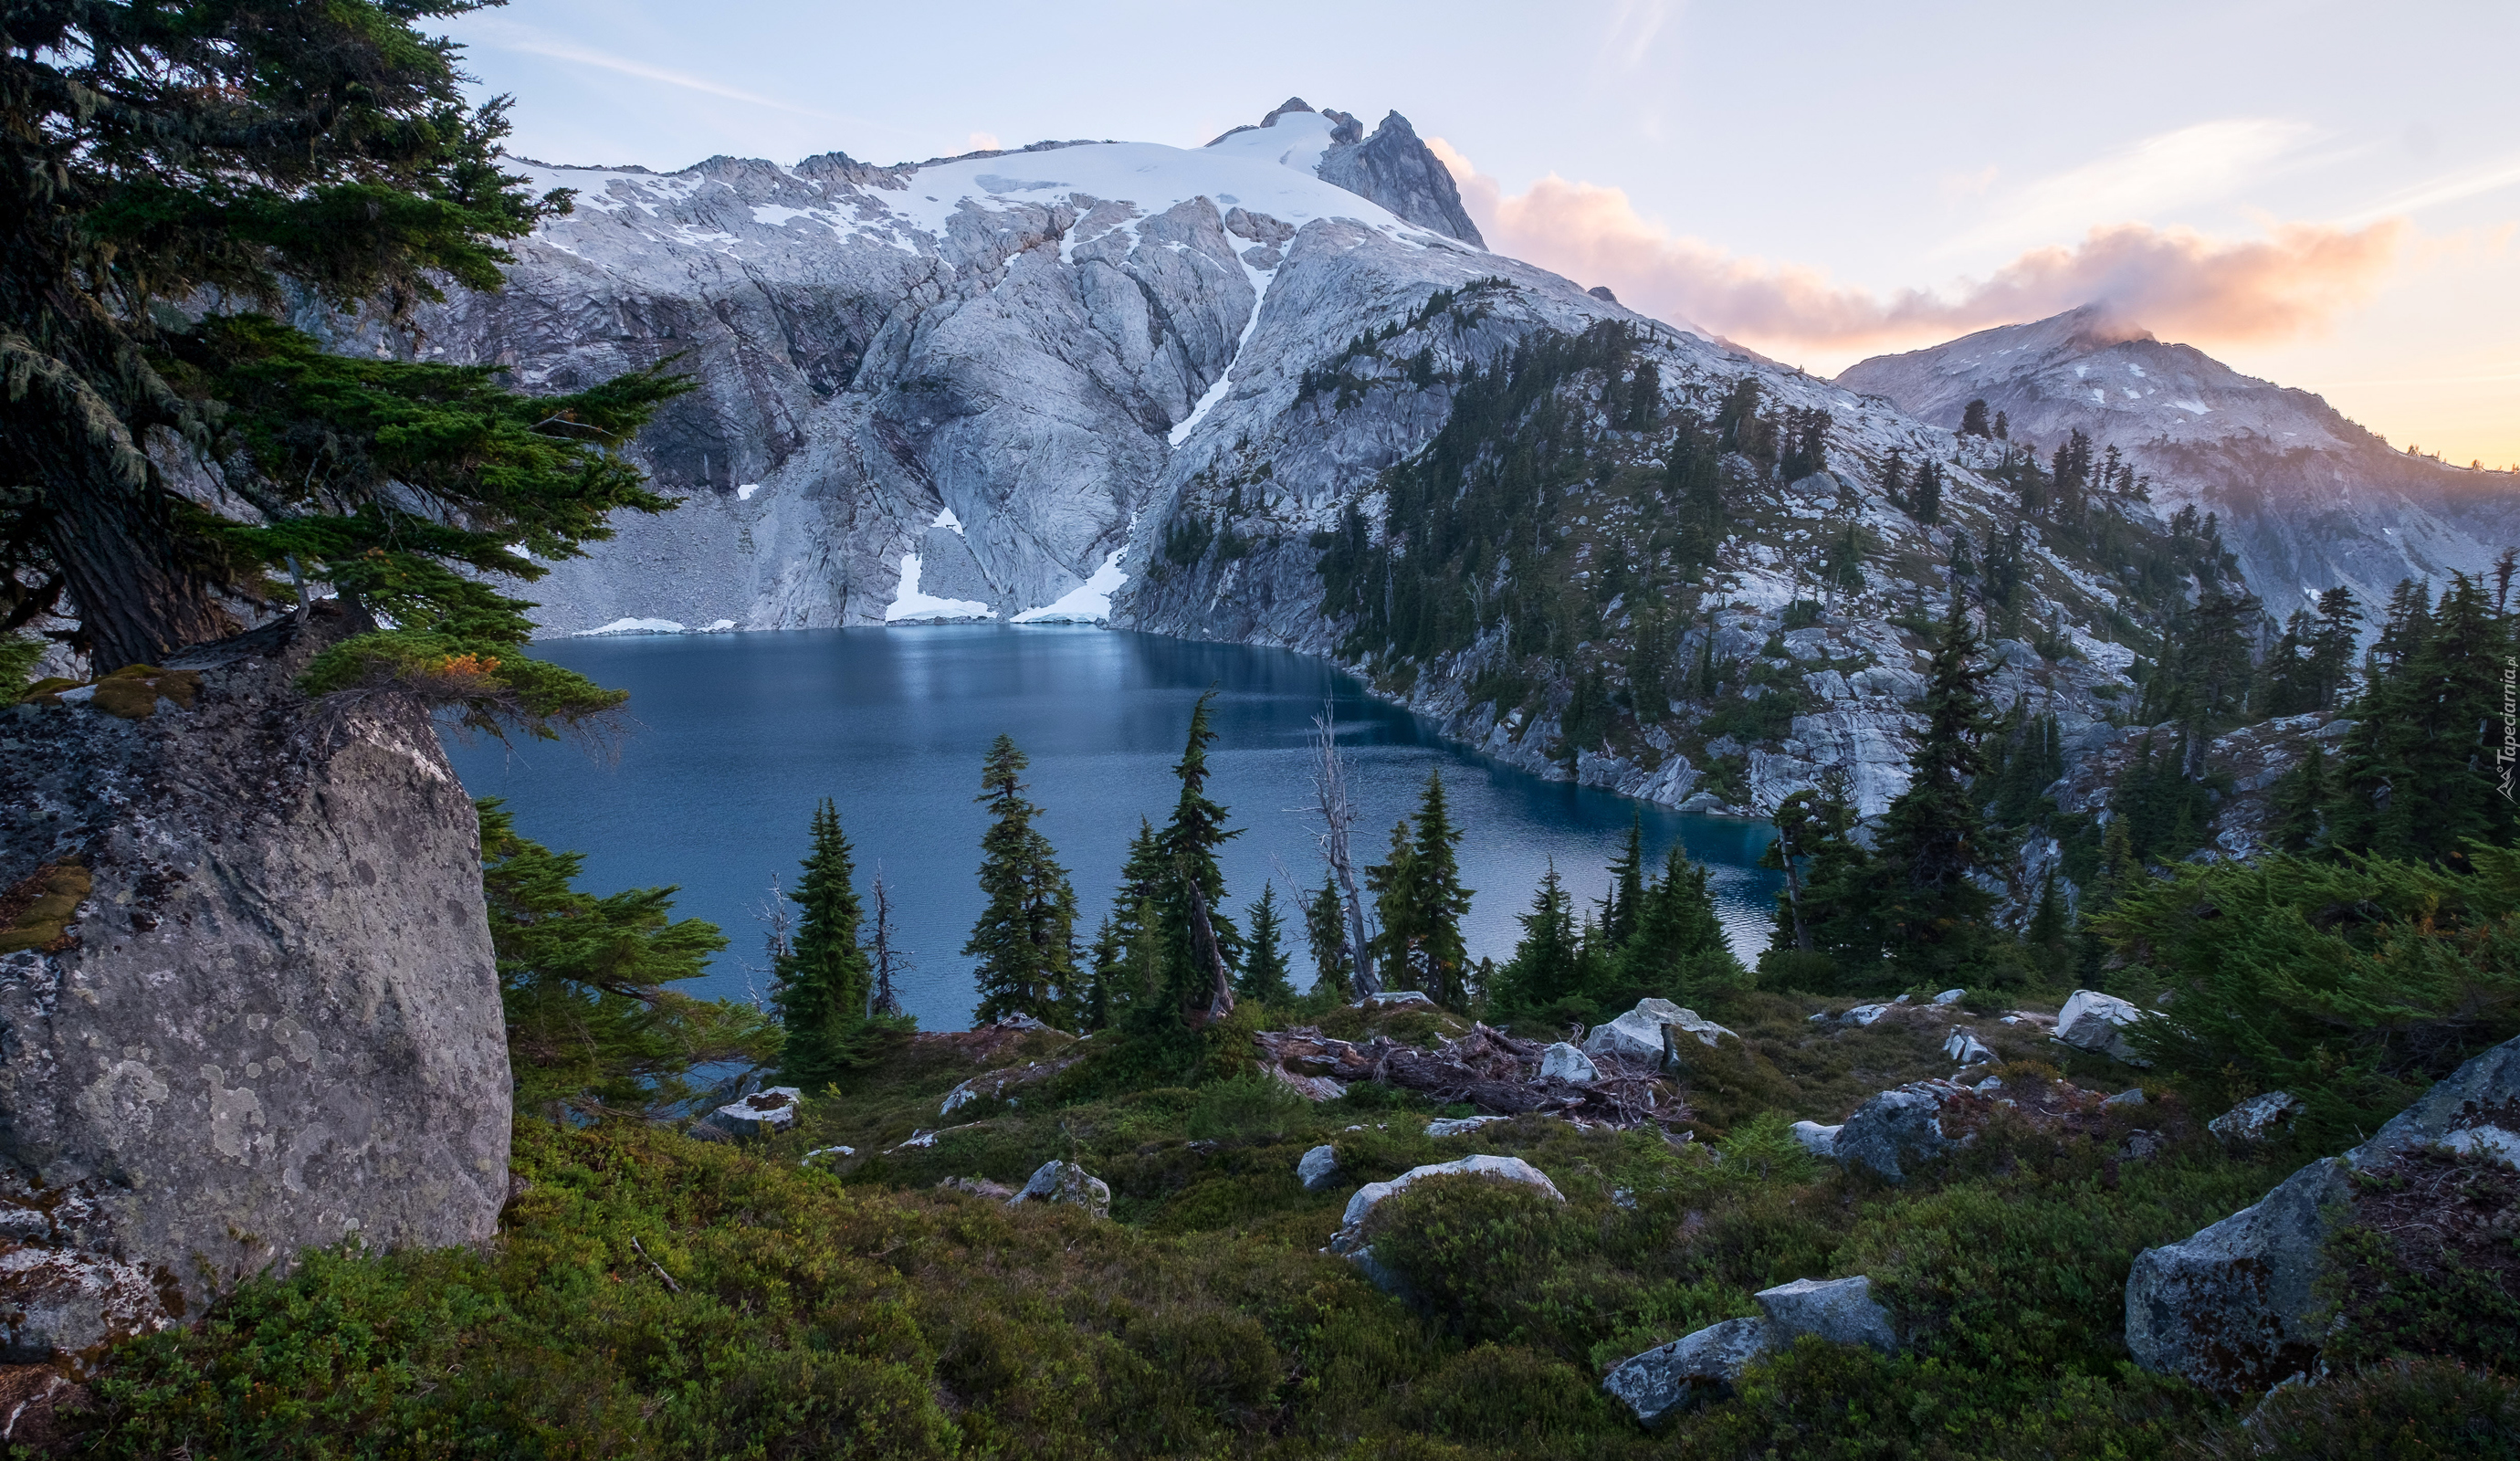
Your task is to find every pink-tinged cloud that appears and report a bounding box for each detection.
[1426,140,2409,352]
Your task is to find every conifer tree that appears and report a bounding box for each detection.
[1601,815,1646,950]
[1236,884,1297,1004]
[2271,741,2332,854]
[1153,692,1242,1019]
[1495,861,1583,1014]
[2329,573,2519,865]
[1367,817,1420,987]
[1,5,688,730]
[1304,876,1356,1000]
[1368,768,1475,1006]
[964,735,1080,1027]
[1616,845,1741,999]
[2024,868,2071,979]
[1959,398,1992,437]
[772,800,871,1086]
[1874,593,2000,978]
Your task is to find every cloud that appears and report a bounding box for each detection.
[1944,119,2314,255]
[969,131,1003,152]
[461,19,908,137]
[1428,139,2409,354]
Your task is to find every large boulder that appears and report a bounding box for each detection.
[1757,1275,1897,1352]
[1834,1082,1961,1183]
[2053,989,2151,1064]
[1601,1317,1769,1425]
[2126,1033,2520,1393]
[1297,1144,1342,1193]
[1538,1042,1599,1085]
[1328,1154,1562,1292]
[1582,999,1736,1067]
[0,612,511,1363]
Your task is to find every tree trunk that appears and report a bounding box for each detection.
[40,466,236,671]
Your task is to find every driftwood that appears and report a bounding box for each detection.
[1253,1024,1683,1130]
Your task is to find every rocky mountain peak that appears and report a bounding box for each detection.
[1207,98,1484,247]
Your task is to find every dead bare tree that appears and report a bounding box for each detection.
[1311,707,1378,996]
[741,874,793,1012]
[1180,859,1237,1025]
[866,864,908,1019]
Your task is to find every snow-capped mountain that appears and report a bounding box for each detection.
[1837,307,2520,625]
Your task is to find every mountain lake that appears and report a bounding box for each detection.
[444,625,1781,1030]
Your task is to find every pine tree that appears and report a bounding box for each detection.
[1153,692,1242,1021]
[964,736,1080,1027]
[481,800,773,1121]
[2271,741,2332,854]
[772,800,872,1087]
[1236,883,1297,1004]
[1601,815,1646,950]
[1911,459,1944,524]
[1367,817,1420,989]
[1304,875,1355,1000]
[2024,868,2070,979]
[1616,845,1741,1000]
[1959,399,1992,437]
[0,6,688,725]
[1367,768,1475,1007]
[1873,593,2000,978]
[1494,861,1584,1015]
[2330,573,2519,865]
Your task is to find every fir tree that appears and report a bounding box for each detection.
[2024,868,2071,979]
[1616,845,1741,1000]
[1236,883,1297,1004]
[2330,573,2520,865]
[772,800,871,1087]
[1368,768,1475,1006]
[1601,815,1646,950]
[1494,861,1584,1015]
[481,800,773,1121]
[1153,692,1242,1020]
[1873,593,2000,978]
[2271,741,2332,854]
[1911,459,1944,524]
[1303,875,1356,1000]
[964,736,1080,1027]
[0,5,688,726]
[1959,399,1992,437]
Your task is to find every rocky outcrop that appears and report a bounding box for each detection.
[1314,110,1485,247]
[1538,1042,1598,1085]
[1582,999,1736,1067]
[1602,1275,1898,1424]
[2209,1091,2303,1145]
[2126,1033,2520,1393]
[0,610,511,1363]
[1008,1160,1110,1219]
[1759,1275,1897,1352]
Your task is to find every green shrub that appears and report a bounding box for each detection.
[2193,1359,2520,1460]
[1185,1072,1309,1141]
[1393,1343,1618,1446]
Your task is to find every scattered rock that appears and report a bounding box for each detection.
[1790,1121,1843,1159]
[1757,1275,1898,1352]
[1834,1083,1960,1183]
[1328,1155,1564,1291]
[1007,1160,1110,1219]
[1297,1144,1342,1192]
[1424,1115,1508,1138]
[2209,1091,2303,1144]
[1931,988,1967,1006]
[2126,1032,2520,1394]
[936,1175,1015,1198]
[1601,1316,1770,1424]
[1538,1042,1599,1085]
[697,1087,803,1140]
[1582,998,1736,1066]
[2123,1130,2163,1160]
[1943,1027,1994,1065]
[2105,1088,2147,1109]
[1356,989,1435,1009]
[2052,989,2152,1064]
[799,1145,855,1167]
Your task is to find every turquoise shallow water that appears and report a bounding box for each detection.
[443,625,1780,1030]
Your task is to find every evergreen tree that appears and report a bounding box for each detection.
[1303,875,1356,1000]
[2330,573,2520,865]
[1601,815,1647,950]
[1759,772,1881,988]
[1368,768,1475,1006]
[2270,741,2332,854]
[1494,861,1584,1014]
[772,800,871,1087]
[1910,459,1943,524]
[1236,883,1297,1004]
[964,736,1080,1027]
[1873,594,2000,978]
[1093,817,1170,1032]
[1152,692,1242,1020]
[1615,845,1741,999]
[0,5,688,728]
[1959,399,1992,437]
[480,800,773,1121]
[2024,868,2071,979]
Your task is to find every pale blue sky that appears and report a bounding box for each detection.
[440,0,2520,463]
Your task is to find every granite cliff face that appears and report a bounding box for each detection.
[0,610,511,1363]
[1838,306,2520,625]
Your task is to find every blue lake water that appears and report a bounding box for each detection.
[443,626,1780,1030]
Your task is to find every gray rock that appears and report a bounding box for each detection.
[1328,1154,1562,1290]
[1007,1160,1111,1219]
[1356,989,1435,1009]
[1313,110,1486,246]
[0,613,510,1363]
[2105,1088,2148,1109]
[1943,1026,1995,1065]
[1297,1144,1342,1192]
[1756,1275,1897,1352]
[1930,988,1968,1006]
[1582,998,1736,1066]
[1423,1115,1508,1138]
[1601,1317,1771,1424]
[1789,1121,1843,1159]
[697,1086,803,1139]
[1834,1083,1958,1183]
[2209,1091,2303,1144]
[2053,989,2152,1064]
[2126,1032,2520,1393]
[1538,1041,1599,1084]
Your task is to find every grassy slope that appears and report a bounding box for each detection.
[49,993,2362,1461]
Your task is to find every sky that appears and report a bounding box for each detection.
[438,0,2520,468]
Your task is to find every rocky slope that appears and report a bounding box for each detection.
[0,609,511,1362]
[1838,306,2520,625]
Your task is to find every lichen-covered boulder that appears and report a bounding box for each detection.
[1297,1144,1341,1192]
[1328,1154,1562,1292]
[1007,1160,1110,1218]
[0,611,511,1363]
[1538,1041,1599,1084]
[2208,1091,2302,1144]
[1834,1083,1959,1183]
[693,1087,803,1140]
[1601,1317,1770,1424]
[1757,1275,1898,1352]
[1582,999,1735,1066]
[2126,1033,2520,1393]
[2053,989,2151,1064]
